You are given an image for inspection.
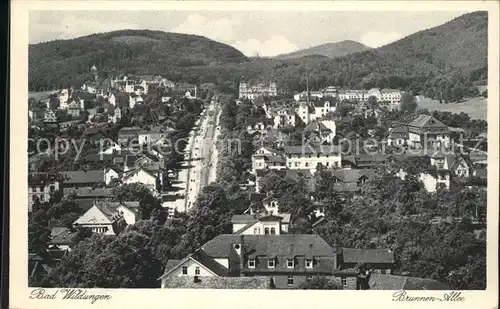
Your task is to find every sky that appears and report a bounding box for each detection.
[29,11,471,57]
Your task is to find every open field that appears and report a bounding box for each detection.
[416,96,487,120]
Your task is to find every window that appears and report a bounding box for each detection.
[182,266,188,275]
[195,266,200,275]
[305,259,313,269]
[287,259,294,268]
[265,227,270,235]
[248,259,255,268]
[268,259,275,268]
[287,275,294,285]
[305,162,309,167]
[40,194,44,201]
[341,277,347,287]
[270,227,276,235]
[271,202,276,207]
[254,228,260,234]
[306,276,313,281]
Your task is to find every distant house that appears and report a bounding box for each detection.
[330,169,375,193]
[284,145,341,171]
[138,126,171,145]
[104,167,120,185]
[303,120,336,143]
[28,173,61,211]
[387,126,409,147]
[251,154,287,175]
[73,201,139,235]
[406,115,451,149]
[122,165,163,192]
[231,214,291,235]
[446,154,471,178]
[397,169,450,193]
[67,101,81,117]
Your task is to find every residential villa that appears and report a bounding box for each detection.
[73,201,140,235]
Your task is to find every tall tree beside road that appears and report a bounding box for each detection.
[400,92,417,113]
[180,184,233,252]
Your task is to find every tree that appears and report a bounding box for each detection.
[28,208,51,254]
[181,184,233,252]
[49,97,60,110]
[298,276,343,289]
[400,93,417,113]
[46,231,163,288]
[112,184,162,220]
[367,96,378,109]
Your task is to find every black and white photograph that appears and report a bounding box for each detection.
[8,1,499,308]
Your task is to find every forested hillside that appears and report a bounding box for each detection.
[274,40,371,60]
[29,11,488,103]
[29,30,248,91]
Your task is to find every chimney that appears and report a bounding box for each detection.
[239,235,245,277]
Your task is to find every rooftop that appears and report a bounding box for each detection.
[61,170,105,184]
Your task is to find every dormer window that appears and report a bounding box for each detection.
[268,259,275,268]
[248,259,256,268]
[305,259,313,269]
[287,259,294,268]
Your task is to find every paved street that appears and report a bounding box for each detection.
[165,99,221,213]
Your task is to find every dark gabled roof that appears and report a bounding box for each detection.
[231,214,256,224]
[61,170,104,184]
[28,172,61,185]
[49,227,77,245]
[342,248,394,264]
[409,115,446,128]
[388,126,408,137]
[333,169,375,183]
[201,234,337,259]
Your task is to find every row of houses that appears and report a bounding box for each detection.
[294,87,402,107]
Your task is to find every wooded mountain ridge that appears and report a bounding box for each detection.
[273,40,372,60]
[29,11,488,102]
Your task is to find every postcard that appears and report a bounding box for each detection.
[9,1,499,308]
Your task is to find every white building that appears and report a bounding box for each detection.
[239,81,277,99]
[284,145,342,171]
